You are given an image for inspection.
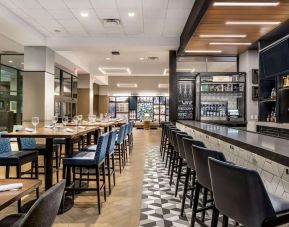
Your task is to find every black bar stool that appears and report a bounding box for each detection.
[208,158,289,227]
[174,132,191,196]
[162,123,174,162]
[160,122,170,156]
[190,145,227,227]
[166,127,179,174]
[180,138,205,216]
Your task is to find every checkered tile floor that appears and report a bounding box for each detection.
[139,146,234,227]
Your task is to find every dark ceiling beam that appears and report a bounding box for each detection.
[177,0,212,56]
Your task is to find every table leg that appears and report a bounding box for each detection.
[109,125,112,132]
[45,138,54,190]
[65,138,73,185]
[87,132,92,145]
[104,126,108,133]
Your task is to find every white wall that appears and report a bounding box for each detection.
[239,50,259,121]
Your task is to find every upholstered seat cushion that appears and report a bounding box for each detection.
[0,213,24,227]
[63,152,96,166]
[22,144,58,156]
[53,138,66,144]
[0,150,38,165]
[269,193,289,214]
[80,145,97,152]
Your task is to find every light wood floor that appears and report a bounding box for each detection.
[0,128,161,227]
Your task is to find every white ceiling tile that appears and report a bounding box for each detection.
[10,0,42,9]
[90,0,118,9]
[94,9,120,19]
[36,19,63,30]
[116,0,142,9]
[38,0,67,9]
[66,28,88,36]
[22,9,54,19]
[0,0,18,9]
[70,9,97,19]
[63,0,92,9]
[143,8,166,19]
[57,18,84,29]
[168,0,195,9]
[143,0,168,9]
[144,19,164,35]
[166,9,191,19]
[163,18,185,36]
[48,9,74,19]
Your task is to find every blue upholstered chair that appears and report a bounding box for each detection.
[0,135,39,212]
[127,121,134,154]
[62,133,109,214]
[105,130,117,194]
[17,130,60,182]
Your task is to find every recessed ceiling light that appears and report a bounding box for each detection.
[80,12,89,17]
[185,50,222,53]
[8,60,13,63]
[177,68,196,73]
[209,42,252,46]
[200,34,247,38]
[139,57,145,61]
[163,69,169,75]
[213,2,280,7]
[158,84,168,88]
[128,12,135,17]
[105,57,111,60]
[117,83,137,88]
[226,21,281,25]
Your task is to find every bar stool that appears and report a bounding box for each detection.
[170,131,188,189]
[162,123,174,162]
[208,158,289,227]
[160,122,171,157]
[115,124,126,173]
[190,145,227,227]
[180,137,205,216]
[166,127,180,176]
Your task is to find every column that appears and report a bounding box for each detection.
[77,73,94,117]
[23,46,55,125]
[98,85,109,116]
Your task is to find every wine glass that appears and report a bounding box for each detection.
[73,116,78,127]
[32,117,39,133]
[62,116,68,128]
[52,115,58,128]
[78,115,83,124]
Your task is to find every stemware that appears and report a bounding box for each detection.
[62,116,68,128]
[78,115,83,124]
[32,117,39,133]
[73,116,78,127]
[52,115,58,128]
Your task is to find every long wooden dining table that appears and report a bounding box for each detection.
[2,126,99,191]
[67,120,117,133]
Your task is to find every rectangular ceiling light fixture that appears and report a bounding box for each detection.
[98,67,131,75]
[185,50,222,53]
[213,2,280,7]
[226,21,281,25]
[200,34,247,38]
[117,83,137,88]
[177,68,196,73]
[209,42,252,46]
[158,84,168,88]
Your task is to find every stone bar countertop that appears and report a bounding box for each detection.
[255,121,289,130]
[178,120,289,167]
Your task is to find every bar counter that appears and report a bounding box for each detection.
[177,120,289,200]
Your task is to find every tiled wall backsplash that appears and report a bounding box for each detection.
[177,123,289,201]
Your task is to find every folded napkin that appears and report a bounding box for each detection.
[44,125,53,128]
[0,183,23,192]
[25,128,34,132]
[65,128,75,133]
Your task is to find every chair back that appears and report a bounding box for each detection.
[124,123,129,137]
[176,133,191,158]
[0,135,11,154]
[208,158,275,227]
[172,131,186,153]
[168,128,180,147]
[192,145,226,190]
[14,127,37,150]
[183,138,205,170]
[95,132,109,163]
[116,124,126,145]
[20,180,66,227]
[107,130,117,155]
[128,121,133,135]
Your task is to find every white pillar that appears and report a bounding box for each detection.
[23,46,55,125]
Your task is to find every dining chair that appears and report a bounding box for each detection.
[0,180,66,227]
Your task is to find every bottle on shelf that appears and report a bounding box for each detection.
[270,88,276,99]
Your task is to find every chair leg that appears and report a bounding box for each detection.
[169,151,177,185]
[96,167,101,214]
[112,154,116,186]
[30,162,34,178]
[191,182,201,227]
[35,159,39,179]
[202,188,208,222]
[175,157,183,197]
[55,150,59,183]
[107,155,111,195]
[118,145,122,174]
[211,207,219,227]
[16,165,21,213]
[102,162,106,202]
[5,166,10,178]
[222,215,228,227]
[181,167,190,216]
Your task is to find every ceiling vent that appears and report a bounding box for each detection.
[148,56,159,60]
[111,51,120,55]
[103,19,121,28]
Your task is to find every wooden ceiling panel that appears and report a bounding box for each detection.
[185,0,289,56]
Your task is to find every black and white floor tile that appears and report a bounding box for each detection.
[139,146,234,227]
